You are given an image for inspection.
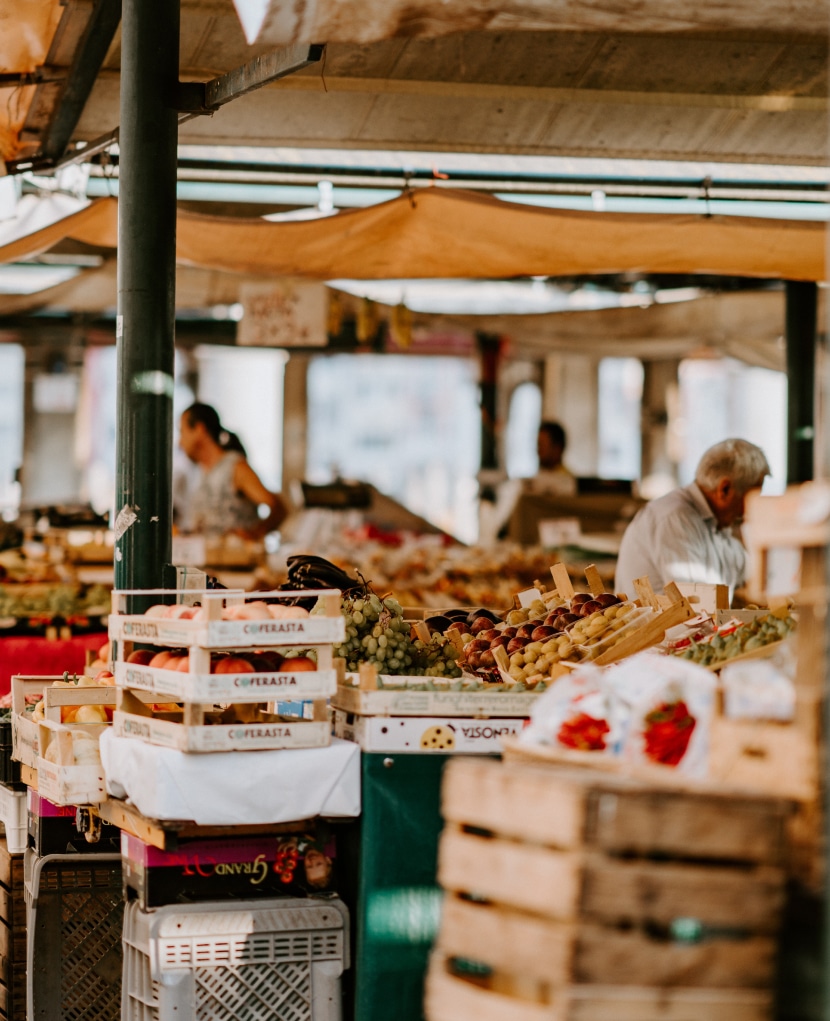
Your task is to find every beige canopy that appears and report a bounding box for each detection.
[0,188,825,282]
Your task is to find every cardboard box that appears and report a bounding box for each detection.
[331,707,526,753]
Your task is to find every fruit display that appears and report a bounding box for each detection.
[672,612,796,668]
[28,670,116,725]
[456,590,644,686]
[264,539,561,610]
[0,582,110,621]
[320,588,463,677]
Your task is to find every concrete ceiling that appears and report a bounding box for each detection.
[5,0,828,170]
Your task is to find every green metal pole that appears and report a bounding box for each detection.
[785,280,817,484]
[114,0,179,594]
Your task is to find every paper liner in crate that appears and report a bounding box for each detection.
[109,588,345,649]
[36,718,109,805]
[100,731,361,825]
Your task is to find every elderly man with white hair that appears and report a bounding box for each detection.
[615,438,771,602]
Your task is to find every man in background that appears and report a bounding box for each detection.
[614,437,770,601]
[525,420,577,497]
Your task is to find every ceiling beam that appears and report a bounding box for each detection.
[21,0,122,166]
[270,74,827,113]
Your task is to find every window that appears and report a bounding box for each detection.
[307,354,481,542]
[678,358,786,493]
[505,381,542,479]
[0,346,24,517]
[598,358,643,480]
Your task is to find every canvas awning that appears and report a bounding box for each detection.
[0,188,825,282]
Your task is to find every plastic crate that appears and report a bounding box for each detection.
[122,897,350,1021]
[27,789,121,856]
[24,850,123,1021]
[0,786,26,856]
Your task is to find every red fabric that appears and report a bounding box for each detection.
[0,634,108,695]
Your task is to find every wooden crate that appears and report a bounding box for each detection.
[425,758,789,1021]
[0,838,25,1021]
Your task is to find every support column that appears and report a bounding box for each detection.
[640,359,680,490]
[282,353,309,505]
[785,281,817,484]
[114,0,180,591]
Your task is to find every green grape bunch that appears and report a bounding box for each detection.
[315,587,461,677]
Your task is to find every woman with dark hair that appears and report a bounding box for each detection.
[178,403,287,539]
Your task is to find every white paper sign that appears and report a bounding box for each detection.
[538,517,582,547]
[172,535,207,567]
[237,279,327,347]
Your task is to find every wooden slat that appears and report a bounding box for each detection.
[574,927,776,988]
[586,787,788,864]
[580,856,784,932]
[425,957,773,1021]
[425,959,553,1021]
[441,758,586,848]
[438,825,582,919]
[436,897,777,988]
[437,895,574,984]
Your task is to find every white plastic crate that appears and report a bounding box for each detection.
[122,897,349,1021]
[0,784,26,855]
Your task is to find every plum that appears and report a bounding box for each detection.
[506,637,530,655]
[478,628,503,643]
[470,616,498,635]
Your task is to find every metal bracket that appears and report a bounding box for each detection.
[175,42,324,116]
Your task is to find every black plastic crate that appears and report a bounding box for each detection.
[0,722,19,787]
[28,791,120,856]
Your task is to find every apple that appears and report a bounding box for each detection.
[279,656,316,672]
[149,650,175,669]
[176,656,191,672]
[165,655,184,671]
[97,641,111,663]
[94,670,116,685]
[447,621,467,635]
[127,648,156,665]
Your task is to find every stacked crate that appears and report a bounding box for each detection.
[0,839,25,1021]
[109,589,343,753]
[108,589,351,1021]
[425,757,791,1021]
